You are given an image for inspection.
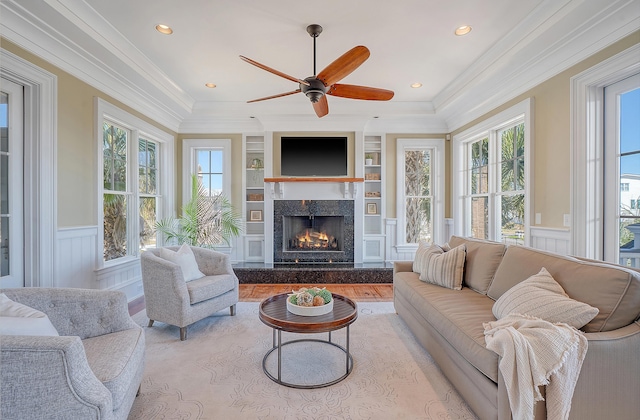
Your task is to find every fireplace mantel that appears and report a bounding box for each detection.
[264,177,364,183]
[264,177,363,200]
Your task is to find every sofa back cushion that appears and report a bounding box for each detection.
[448,236,507,294]
[487,245,640,332]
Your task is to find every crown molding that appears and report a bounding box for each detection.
[1,0,190,132]
[438,0,640,132]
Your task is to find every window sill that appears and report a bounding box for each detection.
[95,256,140,277]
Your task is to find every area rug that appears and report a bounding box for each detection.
[128,302,477,420]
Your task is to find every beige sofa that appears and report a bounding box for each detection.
[393,236,640,420]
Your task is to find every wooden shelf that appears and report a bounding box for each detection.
[264,177,364,183]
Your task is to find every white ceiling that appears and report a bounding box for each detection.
[1,0,638,132]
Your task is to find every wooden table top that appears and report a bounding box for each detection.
[259,293,358,333]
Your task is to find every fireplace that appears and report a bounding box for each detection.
[283,216,344,252]
[274,200,354,263]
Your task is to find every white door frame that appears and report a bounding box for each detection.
[0,49,57,288]
[0,78,24,287]
[603,74,640,263]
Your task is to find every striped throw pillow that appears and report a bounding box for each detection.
[418,244,466,290]
[412,241,432,274]
[492,267,599,329]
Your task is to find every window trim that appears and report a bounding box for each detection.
[570,44,640,259]
[182,138,232,208]
[396,138,445,246]
[95,98,174,270]
[453,98,533,245]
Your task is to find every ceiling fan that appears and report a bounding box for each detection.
[240,24,394,118]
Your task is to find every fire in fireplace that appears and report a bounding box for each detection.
[283,216,343,252]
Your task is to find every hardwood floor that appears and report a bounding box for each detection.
[128,283,393,316]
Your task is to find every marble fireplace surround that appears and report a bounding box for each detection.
[274,199,354,263]
[264,178,364,264]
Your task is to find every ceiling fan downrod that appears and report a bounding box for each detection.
[306,24,322,76]
[304,24,325,102]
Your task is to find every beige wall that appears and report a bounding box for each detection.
[1,38,177,228]
[4,30,638,231]
[451,31,640,229]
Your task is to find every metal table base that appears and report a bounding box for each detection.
[262,326,353,389]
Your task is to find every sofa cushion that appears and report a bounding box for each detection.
[82,328,144,410]
[448,236,506,295]
[186,274,236,304]
[394,271,499,383]
[493,267,599,329]
[160,244,205,282]
[488,245,640,332]
[418,244,466,290]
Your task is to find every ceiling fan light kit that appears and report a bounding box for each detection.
[240,24,394,118]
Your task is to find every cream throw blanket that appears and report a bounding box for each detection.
[483,314,588,420]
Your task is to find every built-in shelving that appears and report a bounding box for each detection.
[242,134,266,261]
[363,135,385,261]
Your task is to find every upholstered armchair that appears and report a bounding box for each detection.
[0,288,145,420]
[140,246,239,340]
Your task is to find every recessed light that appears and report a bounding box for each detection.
[455,25,472,36]
[155,24,173,35]
[205,83,217,88]
[411,82,423,88]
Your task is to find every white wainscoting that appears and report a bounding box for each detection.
[383,219,572,264]
[529,227,571,255]
[57,226,99,289]
[57,226,143,301]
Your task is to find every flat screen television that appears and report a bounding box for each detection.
[280,137,348,176]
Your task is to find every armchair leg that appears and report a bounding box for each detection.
[148,320,154,327]
[230,304,237,316]
[180,327,187,341]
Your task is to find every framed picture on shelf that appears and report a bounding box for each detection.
[250,210,263,221]
[367,203,377,214]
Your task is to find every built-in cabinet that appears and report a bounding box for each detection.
[363,134,385,261]
[242,134,266,261]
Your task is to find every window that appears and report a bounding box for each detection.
[396,139,445,246]
[453,98,532,245]
[182,139,232,246]
[97,98,174,266]
[571,44,639,259]
[604,75,640,266]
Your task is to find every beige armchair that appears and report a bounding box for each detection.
[140,246,239,340]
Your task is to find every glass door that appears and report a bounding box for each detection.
[604,73,640,266]
[0,77,24,288]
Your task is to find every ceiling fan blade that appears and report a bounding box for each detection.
[327,84,394,101]
[247,89,301,103]
[312,95,329,118]
[239,55,310,86]
[317,46,370,87]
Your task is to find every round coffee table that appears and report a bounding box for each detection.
[259,293,358,389]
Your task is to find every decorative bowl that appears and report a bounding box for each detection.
[286,297,333,316]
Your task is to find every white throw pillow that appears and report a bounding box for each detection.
[418,244,466,290]
[492,267,599,329]
[0,293,59,336]
[160,244,205,282]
